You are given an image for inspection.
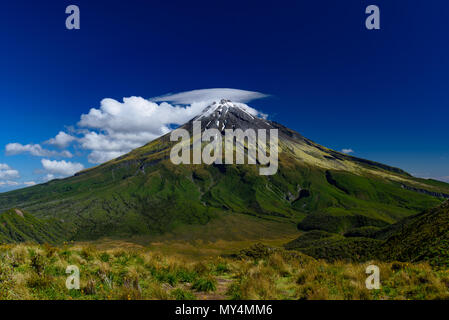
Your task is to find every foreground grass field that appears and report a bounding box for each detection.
[1,242,449,300]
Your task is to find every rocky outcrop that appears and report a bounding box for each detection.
[401,184,449,199]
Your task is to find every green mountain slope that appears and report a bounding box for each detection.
[0,209,73,244]
[286,201,449,266]
[0,100,448,241]
[284,230,381,262]
[378,201,449,267]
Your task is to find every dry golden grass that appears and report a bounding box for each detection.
[0,242,448,300]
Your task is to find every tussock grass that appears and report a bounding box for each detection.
[0,243,448,300]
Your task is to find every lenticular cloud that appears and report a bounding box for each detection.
[151,88,268,104]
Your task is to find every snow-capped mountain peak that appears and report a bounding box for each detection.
[192,99,271,132]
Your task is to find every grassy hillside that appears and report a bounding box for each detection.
[284,230,381,262]
[0,155,447,242]
[378,201,449,267]
[0,209,73,244]
[286,201,449,267]
[0,242,448,300]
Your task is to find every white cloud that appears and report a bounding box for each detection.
[151,88,269,104]
[6,89,269,166]
[79,97,197,134]
[422,176,449,183]
[43,174,56,182]
[46,131,77,148]
[77,97,193,163]
[77,89,269,163]
[6,143,73,158]
[0,180,37,188]
[341,148,354,154]
[0,180,20,187]
[86,150,128,164]
[0,163,19,179]
[41,159,84,177]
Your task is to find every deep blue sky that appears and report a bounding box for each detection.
[0,0,448,189]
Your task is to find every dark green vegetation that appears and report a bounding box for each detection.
[378,201,449,267]
[285,230,381,262]
[0,209,73,244]
[286,201,449,267]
